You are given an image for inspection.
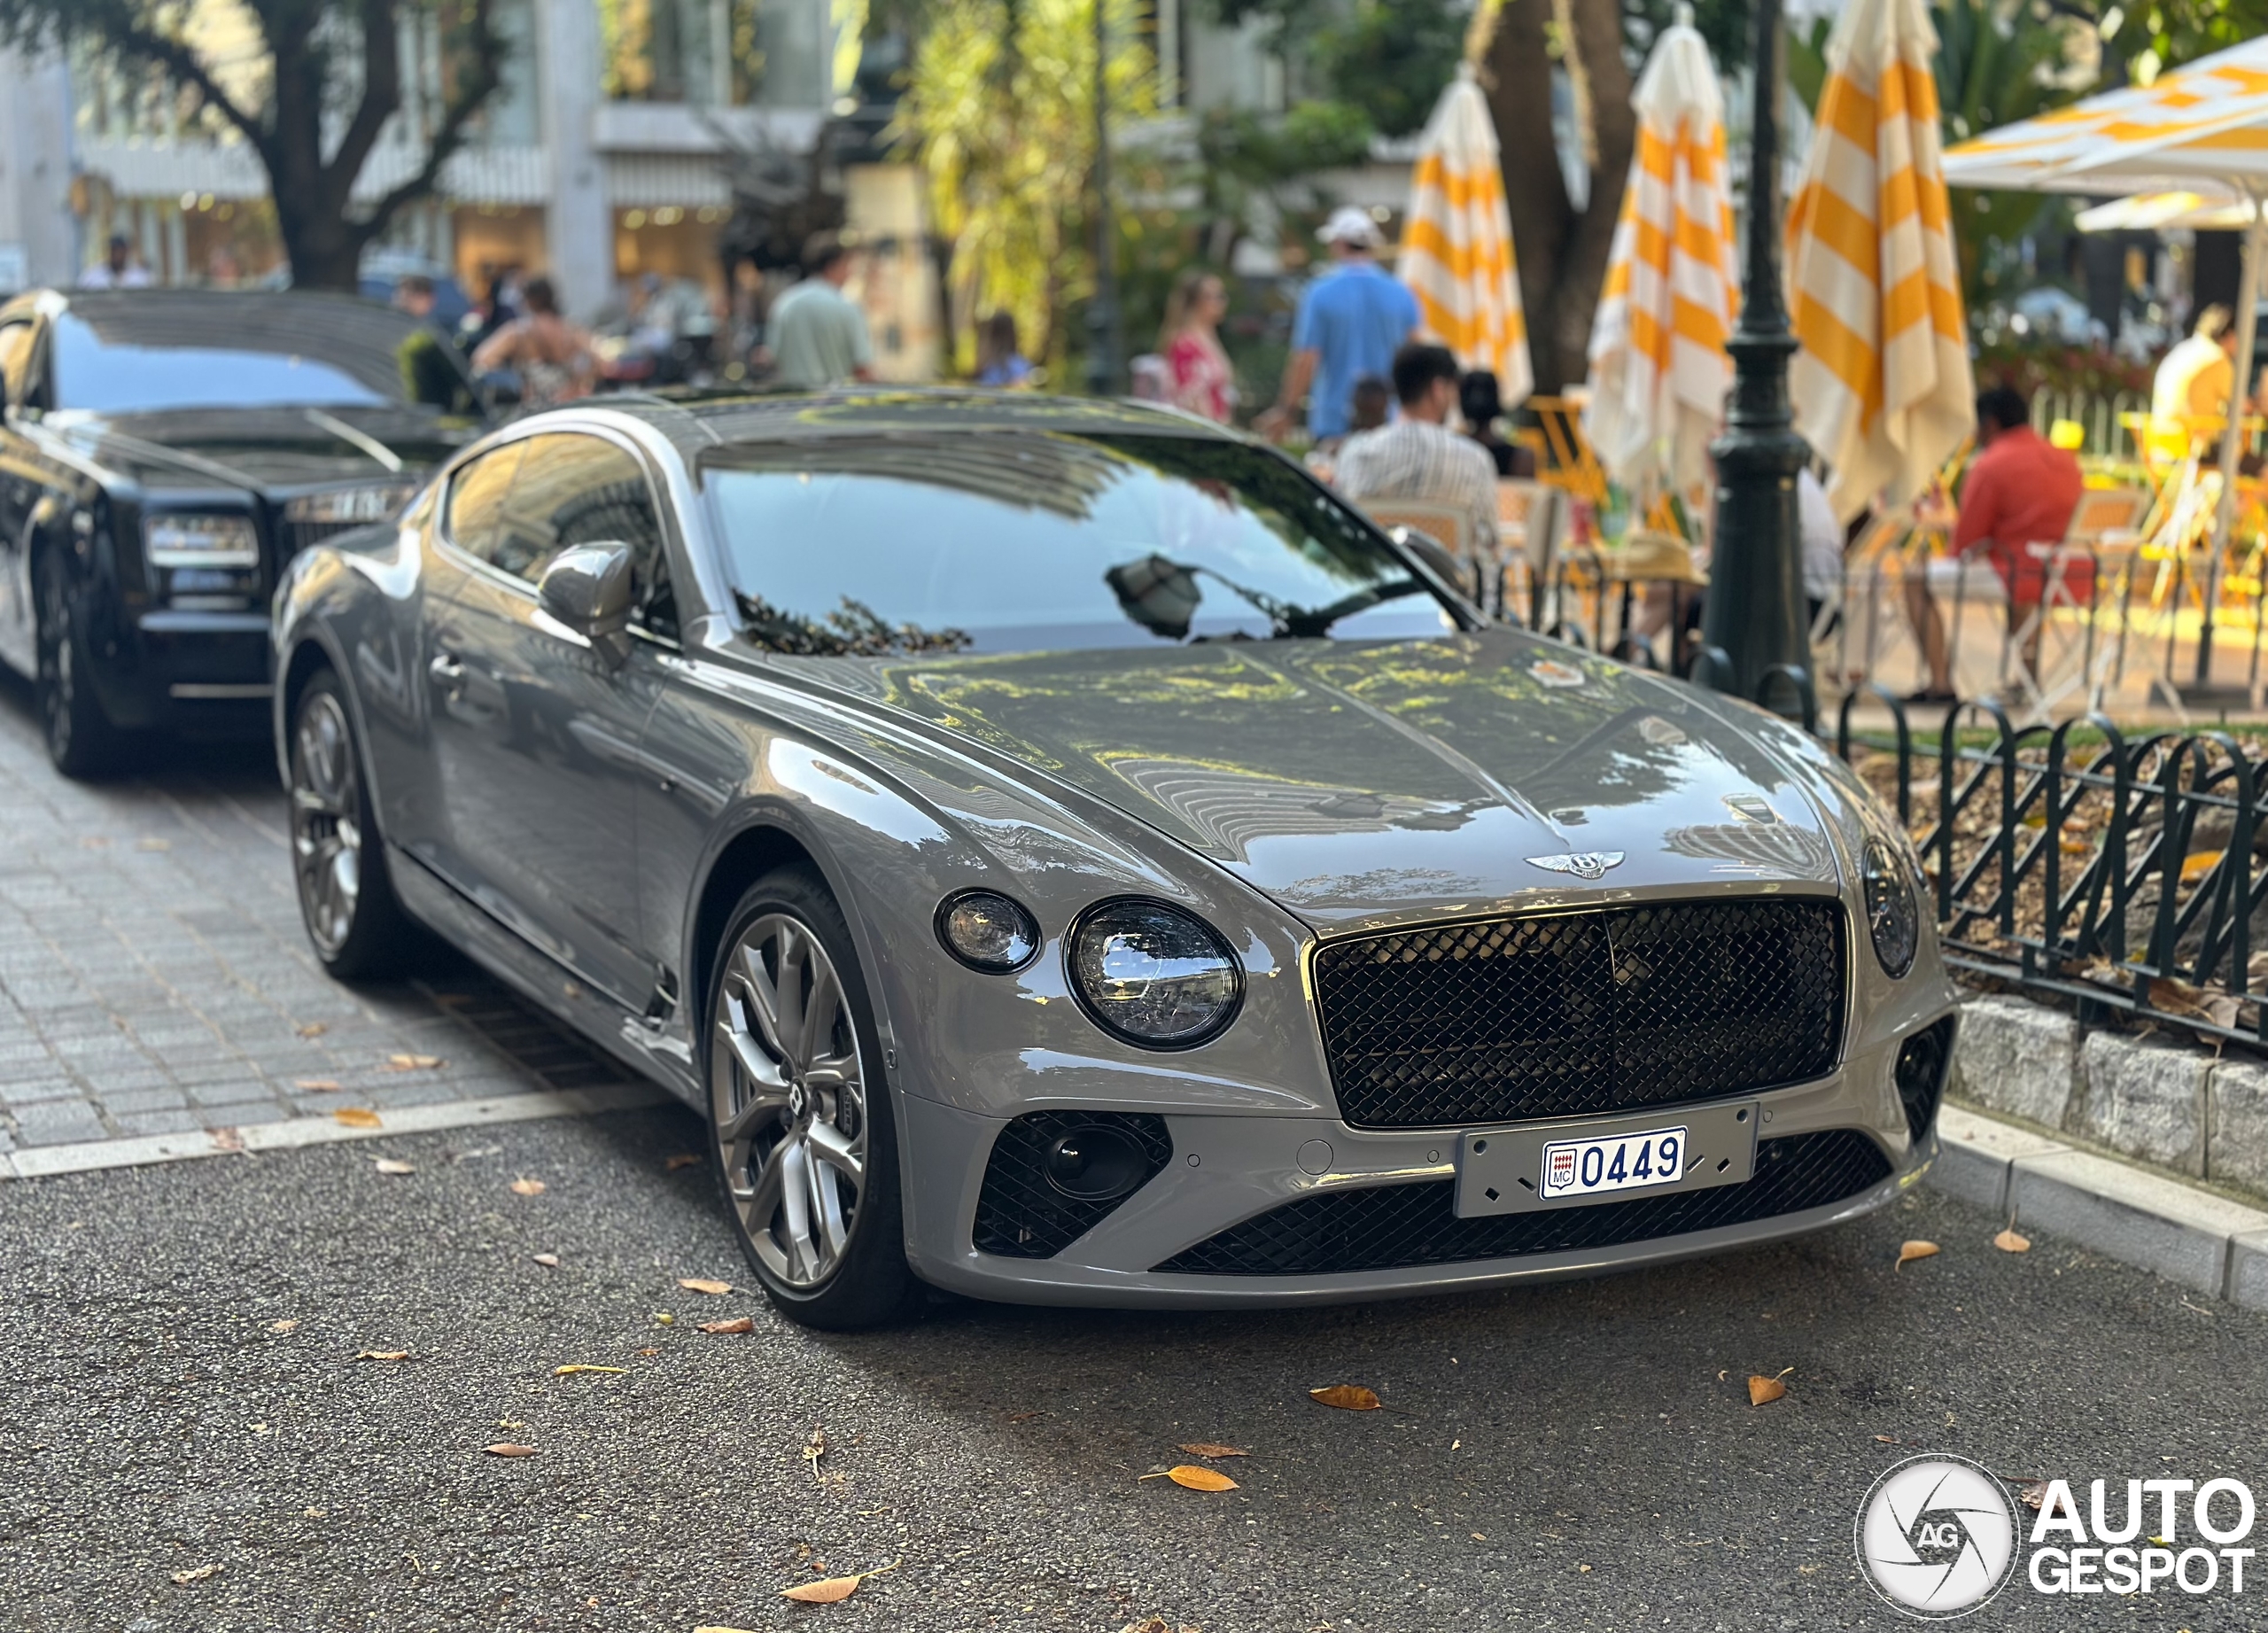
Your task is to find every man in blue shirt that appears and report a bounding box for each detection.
[1258,207,1421,446]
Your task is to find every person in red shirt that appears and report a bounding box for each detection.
[1904,385,2085,701]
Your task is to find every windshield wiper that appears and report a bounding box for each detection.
[1278,577,1424,638]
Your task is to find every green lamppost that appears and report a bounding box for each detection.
[1697,0,1813,718]
[1085,0,1124,397]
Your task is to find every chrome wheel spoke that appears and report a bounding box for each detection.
[803,1050,856,1093]
[716,1081,788,1146]
[777,1136,820,1281]
[806,1119,864,1186]
[288,693,363,958]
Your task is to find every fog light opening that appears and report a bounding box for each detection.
[1043,1123,1149,1201]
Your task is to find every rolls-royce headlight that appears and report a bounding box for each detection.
[1862,835,1920,978]
[284,485,416,525]
[1068,899,1242,1048]
[936,890,1041,972]
[144,512,259,568]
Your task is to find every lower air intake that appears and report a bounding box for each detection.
[973,1110,1173,1259]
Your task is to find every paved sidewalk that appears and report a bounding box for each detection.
[0,680,629,1157]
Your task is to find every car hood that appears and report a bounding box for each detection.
[778,632,1847,929]
[50,406,471,493]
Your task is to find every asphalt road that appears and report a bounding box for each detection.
[5,1103,2263,1633]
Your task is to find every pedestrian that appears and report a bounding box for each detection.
[1458,369,1535,478]
[78,234,153,290]
[470,275,596,408]
[2149,304,2237,459]
[462,269,517,357]
[392,275,475,415]
[1256,206,1418,447]
[1902,383,2085,703]
[1332,342,1499,585]
[975,312,1034,387]
[1156,269,1235,423]
[768,232,875,392]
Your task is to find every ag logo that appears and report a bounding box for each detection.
[1855,1454,2019,1619]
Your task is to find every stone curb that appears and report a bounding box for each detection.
[0,1082,675,1180]
[1932,1104,2268,1308]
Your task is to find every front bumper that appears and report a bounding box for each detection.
[90,610,273,735]
[898,1023,1947,1308]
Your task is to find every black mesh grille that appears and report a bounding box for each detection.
[1896,1016,1957,1142]
[1153,1130,1891,1276]
[1312,898,1847,1129]
[972,1111,1173,1259]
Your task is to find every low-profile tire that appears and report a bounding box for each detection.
[35,553,128,779]
[287,668,419,980]
[706,867,926,1330]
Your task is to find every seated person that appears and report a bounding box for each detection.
[1333,344,1502,586]
[1458,369,1537,478]
[1903,384,2085,703]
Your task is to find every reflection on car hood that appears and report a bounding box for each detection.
[783,632,1845,929]
[54,406,472,494]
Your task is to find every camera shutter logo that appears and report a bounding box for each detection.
[1854,1454,2019,1619]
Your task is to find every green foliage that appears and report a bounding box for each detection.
[893,0,1156,373]
[1307,0,1464,139]
[1622,0,1754,79]
[2105,0,2268,82]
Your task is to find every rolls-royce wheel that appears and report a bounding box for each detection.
[707,867,924,1329]
[35,554,127,779]
[289,668,418,979]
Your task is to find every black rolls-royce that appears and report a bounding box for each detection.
[0,288,484,774]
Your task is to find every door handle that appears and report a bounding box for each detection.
[429,651,466,688]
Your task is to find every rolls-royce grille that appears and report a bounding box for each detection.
[1153,1130,1891,1276]
[1312,898,1846,1129]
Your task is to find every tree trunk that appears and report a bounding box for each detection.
[1486,0,1636,394]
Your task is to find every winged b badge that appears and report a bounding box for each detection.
[1525,851,1626,882]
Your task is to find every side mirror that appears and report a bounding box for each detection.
[536,542,634,642]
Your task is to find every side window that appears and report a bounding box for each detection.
[495,432,675,637]
[0,322,35,409]
[444,440,528,565]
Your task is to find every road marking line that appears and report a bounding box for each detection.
[1,1082,677,1180]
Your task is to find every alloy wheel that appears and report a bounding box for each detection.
[711,912,868,1288]
[37,571,72,759]
[290,691,364,957]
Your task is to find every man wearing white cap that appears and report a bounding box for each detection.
[1256,206,1419,447]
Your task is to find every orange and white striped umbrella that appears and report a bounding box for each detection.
[1402,66,1533,406]
[1788,0,1973,519]
[1942,38,2268,195]
[1582,4,1738,497]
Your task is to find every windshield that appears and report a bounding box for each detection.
[53,293,429,414]
[703,432,1458,656]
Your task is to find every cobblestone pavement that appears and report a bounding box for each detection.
[0,679,628,1157]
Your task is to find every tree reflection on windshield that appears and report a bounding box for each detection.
[733,592,974,657]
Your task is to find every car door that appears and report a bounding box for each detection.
[423,427,672,1010]
[0,315,44,674]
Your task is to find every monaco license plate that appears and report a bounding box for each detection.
[1454,1100,1759,1217]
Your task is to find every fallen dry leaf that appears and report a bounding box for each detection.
[484,1443,538,1457]
[1994,1228,2032,1254]
[294,1078,341,1093]
[1748,1372,1790,1406]
[268,1319,299,1334]
[332,1108,382,1130]
[169,1563,222,1585]
[509,1178,547,1197]
[635,1346,659,1357]
[553,1365,625,1376]
[1309,1385,1382,1411]
[1896,1240,1941,1268]
[678,1277,732,1295]
[1177,1442,1247,1458]
[803,1426,827,1480]
[354,1350,411,1362]
[2181,849,2226,884]
[531,1253,561,1268]
[2019,1479,2051,1511]
[383,1053,446,1071]
[2147,976,2210,1017]
[373,1158,416,1177]
[1874,1435,1898,1444]
[1165,1465,1239,1491]
[210,1127,245,1153]
[779,1559,900,1603]
[697,1316,754,1334]
[136,837,171,851]
[296,1022,328,1038]
[664,1153,703,1171]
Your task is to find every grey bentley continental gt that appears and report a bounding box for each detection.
[273,391,1959,1328]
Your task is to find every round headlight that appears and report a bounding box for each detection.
[936,890,1041,972]
[1067,898,1242,1049]
[1862,836,1920,978]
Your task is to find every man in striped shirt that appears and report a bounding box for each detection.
[1332,344,1500,585]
